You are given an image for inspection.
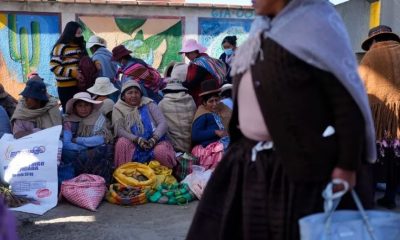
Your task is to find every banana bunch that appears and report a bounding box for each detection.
[0,184,33,208]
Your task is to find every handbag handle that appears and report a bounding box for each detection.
[322,179,377,240]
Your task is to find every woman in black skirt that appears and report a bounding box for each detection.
[186,0,376,239]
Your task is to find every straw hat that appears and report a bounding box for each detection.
[199,79,221,97]
[86,35,106,49]
[361,25,400,51]
[65,92,102,115]
[179,39,207,54]
[87,77,118,96]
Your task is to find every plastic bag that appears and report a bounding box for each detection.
[148,160,177,188]
[173,152,199,181]
[182,167,213,200]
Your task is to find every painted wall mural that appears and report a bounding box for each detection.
[0,13,60,98]
[198,17,253,59]
[78,15,184,73]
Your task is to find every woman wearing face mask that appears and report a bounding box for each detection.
[186,0,376,239]
[50,21,87,111]
[219,36,237,84]
[180,39,227,106]
[62,92,114,184]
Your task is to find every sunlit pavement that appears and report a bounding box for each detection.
[15,200,198,240]
[14,192,400,240]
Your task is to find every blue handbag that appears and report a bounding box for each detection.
[299,179,400,240]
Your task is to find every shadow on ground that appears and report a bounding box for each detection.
[16,201,198,240]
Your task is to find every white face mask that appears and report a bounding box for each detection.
[224,48,234,56]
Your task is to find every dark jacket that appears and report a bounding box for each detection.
[230,38,365,183]
[192,113,220,147]
[219,53,232,84]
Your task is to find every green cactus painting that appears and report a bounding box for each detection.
[8,14,40,82]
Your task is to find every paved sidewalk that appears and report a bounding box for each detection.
[16,201,198,240]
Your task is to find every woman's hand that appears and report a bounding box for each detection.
[331,167,356,192]
[137,137,149,149]
[215,130,228,138]
[146,136,159,150]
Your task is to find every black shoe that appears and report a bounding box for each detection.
[377,197,396,209]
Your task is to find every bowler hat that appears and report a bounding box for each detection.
[361,25,400,51]
[20,79,48,101]
[112,45,132,61]
[199,79,221,97]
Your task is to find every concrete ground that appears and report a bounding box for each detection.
[14,191,400,240]
[15,200,198,240]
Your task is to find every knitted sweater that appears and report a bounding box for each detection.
[50,43,83,87]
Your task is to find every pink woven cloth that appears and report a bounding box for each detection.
[114,137,177,168]
[61,174,106,211]
[191,141,224,170]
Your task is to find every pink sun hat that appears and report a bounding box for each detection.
[179,39,207,54]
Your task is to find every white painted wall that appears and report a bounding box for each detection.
[335,0,371,53]
[380,0,400,35]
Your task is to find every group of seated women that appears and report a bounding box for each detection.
[0,62,233,184]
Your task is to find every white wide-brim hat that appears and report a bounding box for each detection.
[220,83,233,94]
[65,92,102,115]
[179,39,207,54]
[86,35,106,49]
[87,77,118,96]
